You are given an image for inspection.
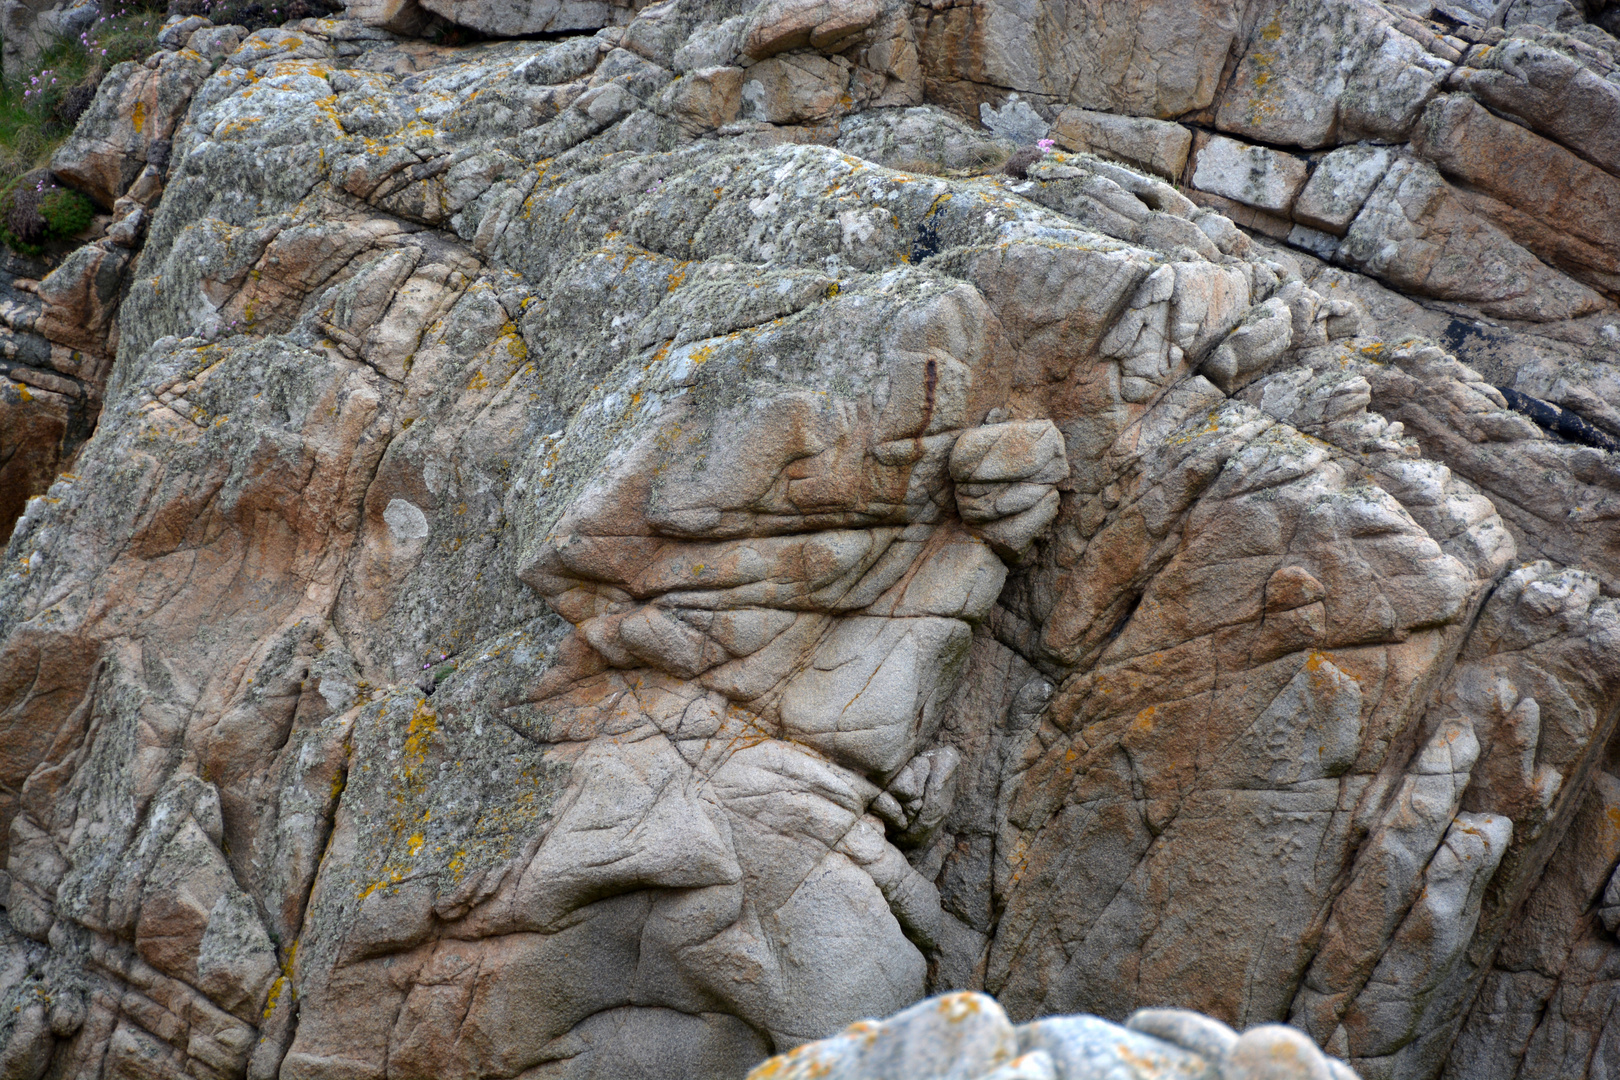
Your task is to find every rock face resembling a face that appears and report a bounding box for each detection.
[285,280,1070,1077]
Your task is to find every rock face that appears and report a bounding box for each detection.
[1,3,1620,1080]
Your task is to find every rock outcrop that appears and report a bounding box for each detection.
[747,992,1363,1080]
[2,3,1620,1080]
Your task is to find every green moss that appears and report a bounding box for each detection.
[38,186,92,234]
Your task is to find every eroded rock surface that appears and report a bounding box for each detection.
[747,992,1363,1080]
[2,3,1620,1080]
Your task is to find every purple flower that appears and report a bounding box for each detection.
[1036,138,1056,152]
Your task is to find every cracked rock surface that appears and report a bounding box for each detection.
[3,2,1620,1080]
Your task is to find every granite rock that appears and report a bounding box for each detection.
[0,4,1618,1080]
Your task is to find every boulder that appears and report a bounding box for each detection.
[50,51,212,208]
[346,0,432,34]
[412,0,627,37]
[1048,107,1193,180]
[1293,145,1394,235]
[1413,92,1620,294]
[1448,35,1620,178]
[1336,154,1606,320]
[914,0,1246,119]
[1214,0,1452,148]
[745,993,1362,1080]
[1190,134,1310,214]
[740,0,881,61]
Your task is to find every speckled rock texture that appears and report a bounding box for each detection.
[2,3,1620,1080]
[747,993,1363,1080]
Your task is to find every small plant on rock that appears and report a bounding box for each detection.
[1001,138,1057,180]
[0,174,96,254]
[39,186,94,235]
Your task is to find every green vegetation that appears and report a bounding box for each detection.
[0,1,168,188]
[0,0,339,251]
[39,184,94,233]
[0,176,96,253]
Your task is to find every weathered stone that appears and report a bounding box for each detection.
[1199,295,1294,391]
[1190,134,1310,214]
[741,0,880,61]
[979,95,1049,147]
[1448,35,1620,179]
[345,0,431,34]
[1215,0,1452,148]
[1337,154,1606,320]
[835,106,1014,173]
[4,7,1620,1080]
[414,0,628,37]
[1229,1024,1337,1080]
[33,240,130,360]
[50,51,213,208]
[746,993,1361,1080]
[744,992,1019,1079]
[1187,189,1295,240]
[660,64,745,133]
[1414,92,1620,295]
[740,51,852,124]
[914,0,1246,119]
[1049,107,1192,180]
[1294,144,1394,235]
[1126,1008,1240,1064]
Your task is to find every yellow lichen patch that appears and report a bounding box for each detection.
[937,992,982,1023]
[467,370,489,391]
[357,868,404,901]
[404,700,437,767]
[495,322,527,362]
[131,100,146,134]
[218,117,265,139]
[262,975,287,1019]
